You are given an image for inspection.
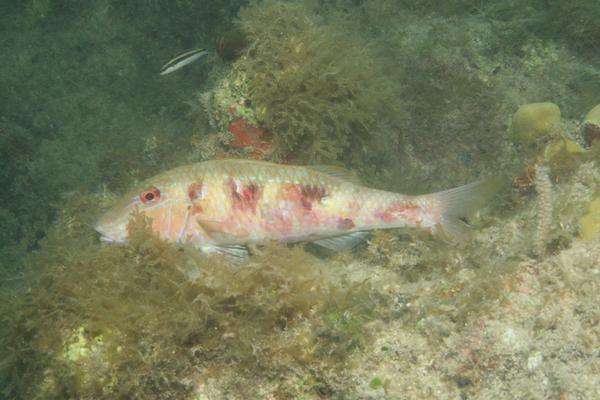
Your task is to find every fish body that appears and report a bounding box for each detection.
[96,159,489,253]
[160,48,208,75]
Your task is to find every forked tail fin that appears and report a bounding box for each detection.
[430,178,500,243]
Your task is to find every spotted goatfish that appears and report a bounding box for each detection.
[95,159,493,257]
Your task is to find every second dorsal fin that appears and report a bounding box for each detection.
[306,165,362,185]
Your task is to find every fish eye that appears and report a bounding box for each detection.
[140,187,161,204]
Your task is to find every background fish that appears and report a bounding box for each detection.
[160,48,208,75]
[96,159,493,255]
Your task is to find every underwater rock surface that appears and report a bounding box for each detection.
[1,0,600,399]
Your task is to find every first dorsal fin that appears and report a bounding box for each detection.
[306,165,362,185]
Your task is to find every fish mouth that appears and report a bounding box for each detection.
[95,225,126,244]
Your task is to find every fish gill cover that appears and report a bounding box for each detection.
[1,0,600,399]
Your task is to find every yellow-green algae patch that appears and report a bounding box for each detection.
[0,194,386,399]
[583,104,600,126]
[579,196,600,240]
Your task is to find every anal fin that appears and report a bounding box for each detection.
[312,231,369,251]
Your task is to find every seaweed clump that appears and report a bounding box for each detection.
[0,194,384,399]
[234,0,394,162]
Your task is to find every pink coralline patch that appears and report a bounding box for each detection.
[228,118,272,160]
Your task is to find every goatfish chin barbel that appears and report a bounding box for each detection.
[95,159,494,257]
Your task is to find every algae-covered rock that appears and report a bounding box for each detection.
[579,197,600,240]
[0,203,386,399]
[216,28,249,62]
[582,103,600,147]
[544,136,583,158]
[235,0,394,163]
[543,135,584,173]
[198,0,395,164]
[510,102,561,145]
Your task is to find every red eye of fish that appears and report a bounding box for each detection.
[140,187,161,204]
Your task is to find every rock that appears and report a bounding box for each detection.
[582,104,600,147]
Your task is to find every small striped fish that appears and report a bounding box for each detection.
[95,159,492,256]
[160,48,208,75]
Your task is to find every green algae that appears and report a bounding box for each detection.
[368,377,384,390]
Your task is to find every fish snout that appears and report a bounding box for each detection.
[95,219,128,244]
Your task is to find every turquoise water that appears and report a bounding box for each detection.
[1,1,599,399]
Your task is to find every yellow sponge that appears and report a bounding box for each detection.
[583,104,600,124]
[510,102,561,145]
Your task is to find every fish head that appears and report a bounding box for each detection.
[95,174,191,244]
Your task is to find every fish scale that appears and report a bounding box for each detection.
[96,159,492,254]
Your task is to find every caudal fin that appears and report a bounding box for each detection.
[431,178,500,244]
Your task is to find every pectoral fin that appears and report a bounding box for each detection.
[196,216,240,242]
[196,216,225,233]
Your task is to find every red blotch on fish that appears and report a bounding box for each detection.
[283,184,327,212]
[229,178,261,213]
[187,182,204,213]
[228,118,272,160]
[282,184,302,203]
[188,182,203,201]
[300,184,327,211]
[377,201,421,223]
[337,217,355,230]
